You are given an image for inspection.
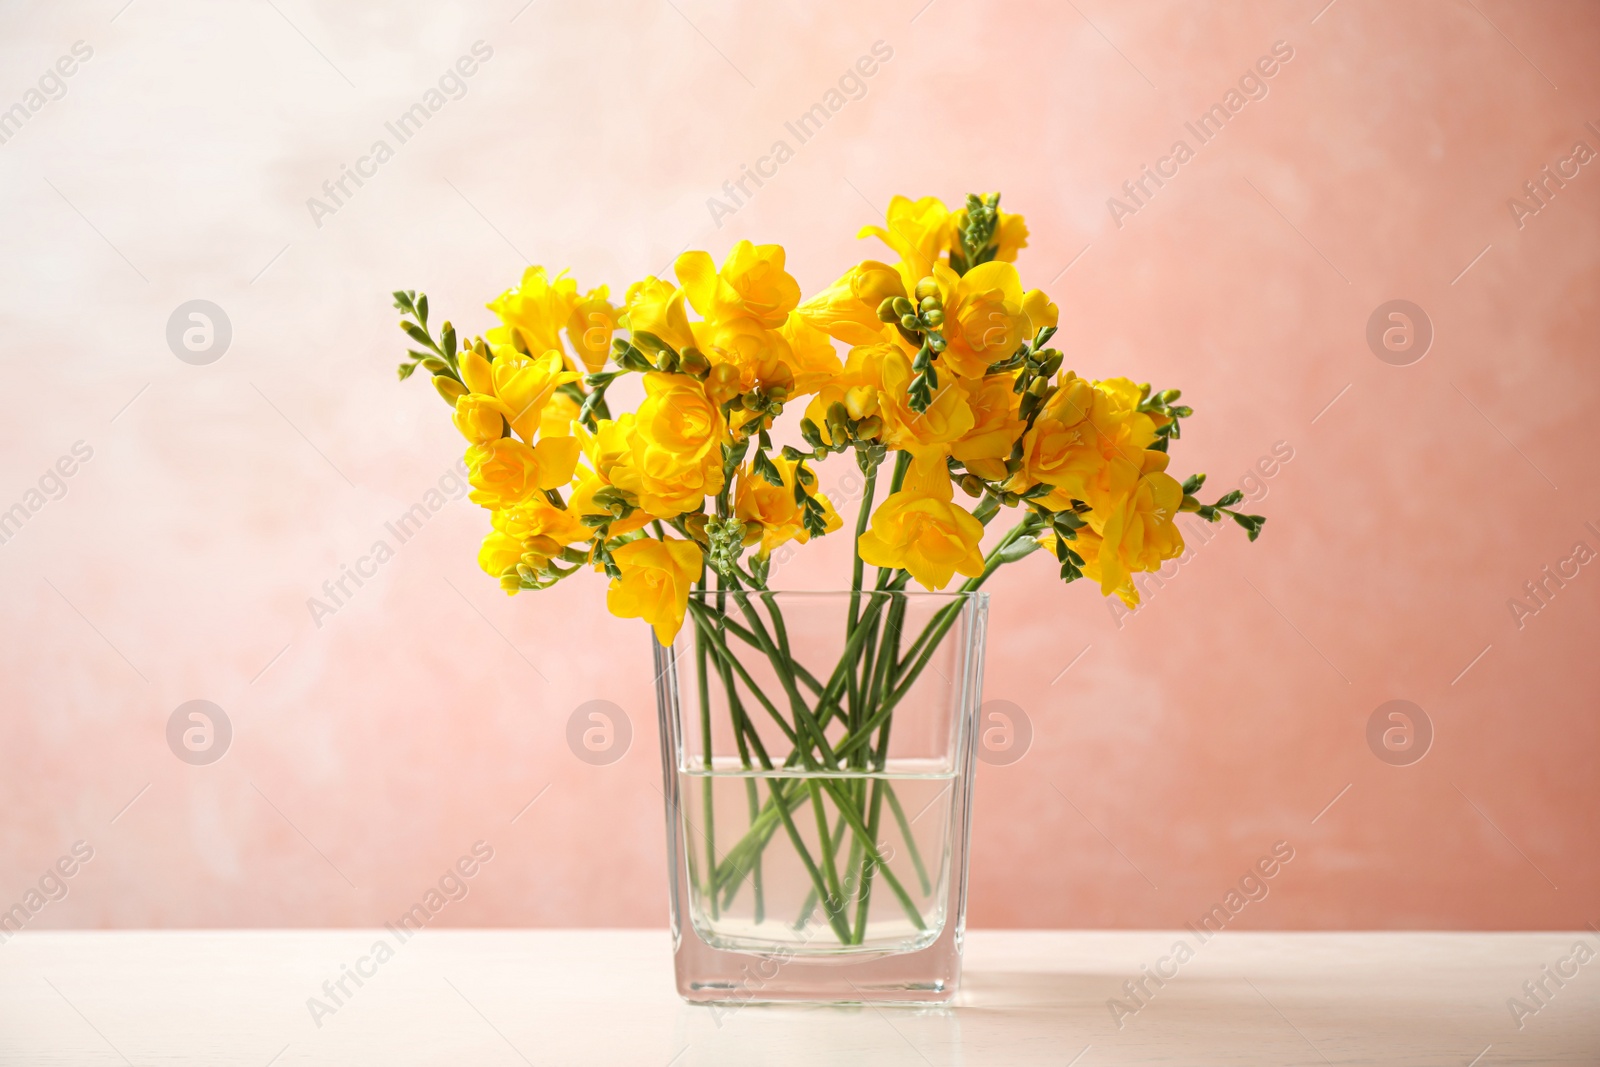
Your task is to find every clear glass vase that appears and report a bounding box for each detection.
[653,589,987,1005]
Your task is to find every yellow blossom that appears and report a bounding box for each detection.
[777,314,844,397]
[623,276,696,355]
[859,195,952,294]
[1087,469,1185,598]
[539,389,580,438]
[565,286,617,373]
[489,348,582,441]
[676,241,801,329]
[606,537,704,646]
[734,454,842,558]
[1022,288,1058,332]
[487,266,579,360]
[804,342,974,459]
[452,393,513,444]
[1015,373,1154,512]
[856,457,986,590]
[932,261,1031,379]
[631,373,726,517]
[795,260,905,346]
[465,436,580,510]
[950,374,1025,481]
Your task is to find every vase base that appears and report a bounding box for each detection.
[670,922,963,1006]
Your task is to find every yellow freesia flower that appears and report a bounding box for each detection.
[623,277,696,355]
[1014,373,1154,512]
[452,393,511,444]
[539,389,580,438]
[606,537,704,646]
[734,454,842,558]
[859,195,952,294]
[1087,469,1185,598]
[486,348,582,442]
[631,373,726,517]
[1022,288,1058,331]
[950,374,1025,481]
[493,497,591,546]
[676,241,801,329]
[856,457,986,590]
[777,314,845,398]
[690,314,794,394]
[803,341,975,459]
[487,266,579,360]
[932,261,1031,379]
[465,436,580,510]
[565,285,617,373]
[795,260,905,346]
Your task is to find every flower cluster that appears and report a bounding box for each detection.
[393,193,1263,645]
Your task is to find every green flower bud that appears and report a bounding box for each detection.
[876,297,900,323]
[892,296,914,317]
[900,313,919,331]
[923,309,944,327]
[913,276,940,302]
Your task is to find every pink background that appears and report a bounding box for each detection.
[2,0,1596,934]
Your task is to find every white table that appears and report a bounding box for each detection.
[1,930,1593,1064]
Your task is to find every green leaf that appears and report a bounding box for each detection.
[1214,490,1244,508]
[396,360,418,380]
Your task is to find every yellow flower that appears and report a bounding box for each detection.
[1014,373,1154,512]
[631,372,726,517]
[539,389,580,438]
[606,537,704,646]
[856,457,986,590]
[859,195,952,294]
[950,374,1025,481]
[491,349,582,441]
[690,314,794,394]
[803,342,974,459]
[933,261,1031,379]
[565,286,617,373]
[795,260,905,346]
[478,529,529,588]
[493,497,591,546]
[1022,288,1058,332]
[734,454,842,558]
[466,436,580,510]
[777,314,845,398]
[452,393,513,444]
[623,276,696,355]
[676,241,801,329]
[459,346,495,395]
[487,266,579,360]
[1087,469,1185,599]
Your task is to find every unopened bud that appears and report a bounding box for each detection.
[959,474,984,497]
[914,276,939,302]
[922,309,944,327]
[900,313,919,331]
[927,332,947,352]
[876,297,900,323]
[855,414,883,438]
[433,376,467,403]
[892,296,914,317]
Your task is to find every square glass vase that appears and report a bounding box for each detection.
[652,589,987,1005]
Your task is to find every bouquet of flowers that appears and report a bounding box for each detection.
[391,192,1263,954]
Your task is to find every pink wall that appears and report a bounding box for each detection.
[1,0,1595,933]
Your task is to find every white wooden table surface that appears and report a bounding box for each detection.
[1,930,1593,1065]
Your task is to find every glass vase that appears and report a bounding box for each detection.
[653,589,987,1005]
